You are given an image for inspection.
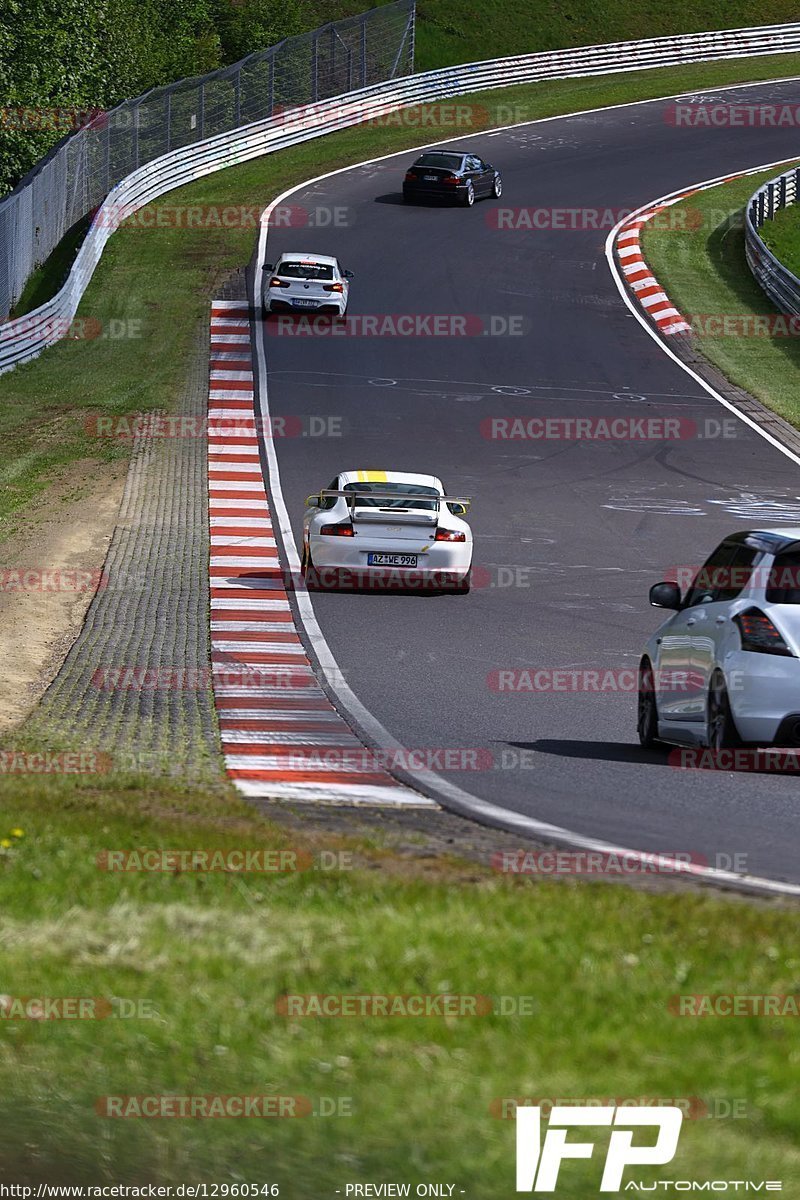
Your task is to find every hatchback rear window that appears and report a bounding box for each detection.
[277,261,333,280]
[766,550,800,603]
[414,153,463,171]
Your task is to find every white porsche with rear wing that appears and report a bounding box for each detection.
[301,470,473,592]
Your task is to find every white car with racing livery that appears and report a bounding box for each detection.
[301,470,473,592]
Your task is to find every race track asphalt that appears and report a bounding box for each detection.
[254,77,800,884]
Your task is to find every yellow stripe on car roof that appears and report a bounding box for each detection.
[356,470,388,482]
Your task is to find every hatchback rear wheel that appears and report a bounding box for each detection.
[706,671,740,750]
[637,659,659,748]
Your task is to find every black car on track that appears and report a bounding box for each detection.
[402,149,502,206]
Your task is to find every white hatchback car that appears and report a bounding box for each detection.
[262,252,353,317]
[638,528,800,750]
[301,470,473,592]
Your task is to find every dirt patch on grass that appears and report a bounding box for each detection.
[0,458,127,731]
[252,799,782,901]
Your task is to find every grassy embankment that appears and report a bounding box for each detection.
[643,163,800,426]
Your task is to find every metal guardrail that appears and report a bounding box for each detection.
[5,17,800,373]
[745,165,800,317]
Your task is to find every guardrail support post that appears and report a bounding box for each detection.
[165,91,172,153]
[312,33,319,102]
[132,103,140,169]
[389,10,414,79]
[409,2,416,71]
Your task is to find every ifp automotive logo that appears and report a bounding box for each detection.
[514,1105,782,1192]
[516,1106,683,1192]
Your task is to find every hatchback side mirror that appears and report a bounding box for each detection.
[263,262,274,271]
[343,269,355,279]
[649,581,682,610]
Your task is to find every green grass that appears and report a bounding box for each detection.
[0,766,799,1187]
[643,164,800,426]
[758,193,800,275]
[4,53,800,545]
[319,0,800,72]
[9,216,92,321]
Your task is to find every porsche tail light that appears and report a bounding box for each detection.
[435,529,466,542]
[320,523,354,537]
[733,608,794,656]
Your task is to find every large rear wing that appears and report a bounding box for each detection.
[314,489,472,514]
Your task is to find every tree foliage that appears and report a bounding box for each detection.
[0,0,304,194]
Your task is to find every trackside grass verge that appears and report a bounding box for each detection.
[3,54,800,540]
[0,766,799,1187]
[309,1,800,72]
[408,2,800,71]
[642,164,800,426]
[758,196,800,277]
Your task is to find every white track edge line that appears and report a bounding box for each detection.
[252,117,800,896]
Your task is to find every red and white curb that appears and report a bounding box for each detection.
[616,169,759,338]
[207,299,430,806]
[615,209,691,336]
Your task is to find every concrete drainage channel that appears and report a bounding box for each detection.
[23,305,225,781]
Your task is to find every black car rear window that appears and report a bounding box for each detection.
[414,153,463,171]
